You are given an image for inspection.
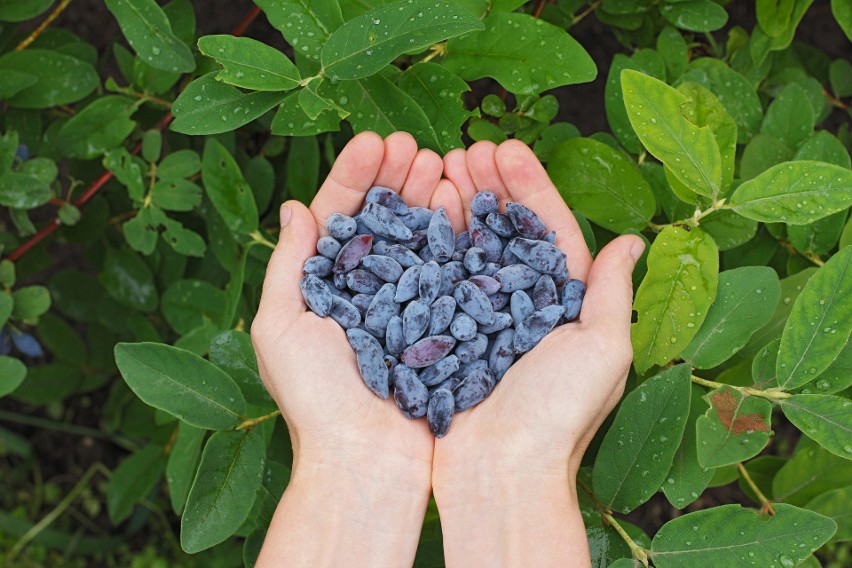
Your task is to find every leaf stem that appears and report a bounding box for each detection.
[235,409,281,431]
[737,463,776,515]
[15,0,73,51]
[0,410,139,450]
[421,42,447,63]
[5,462,111,564]
[577,478,650,566]
[823,88,849,111]
[690,375,792,401]
[249,230,277,250]
[572,1,601,25]
[690,198,730,225]
[778,239,825,267]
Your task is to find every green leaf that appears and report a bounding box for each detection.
[285,136,320,205]
[605,52,666,154]
[805,486,852,542]
[161,217,206,257]
[773,440,852,505]
[321,0,482,80]
[0,0,53,21]
[141,129,162,163]
[781,395,852,460]
[243,460,291,532]
[161,279,226,335]
[298,78,345,121]
[832,0,852,42]
[209,331,270,407]
[171,73,288,136]
[757,0,797,37]
[695,386,772,468]
[631,225,719,373]
[548,137,655,233]
[151,179,202,212]
[158,149,202,180]
[0,70,38,100]
[55,96,137,160]
[11,286,51,320]
[0,173,52,209]
[678,59,763,143]
[663,385,715,509]
[621,70,722,199]
[801,341,852,395]
[98,249,158,312]
[37,313,87,366]
[730,161,852,224]
[107,444,167,524]
[255,0,344,69]
[657,26,688,80]
[444,12,596,95]
[202,138,259,235]
[167,422,206,514]
[830,59,852,98]
[104,148,146,201]
[0,293,12,329]
[593,364,691,514]
[467,117,507,143]
[699,210,758,251]
[534,122,580,162]
[105,0,195,73]
[740,267,817,359]
[123,207,160,255]
[181,429,266,553]
[777,246,852,389]
[682,267,780,368]
[398,62,477,153]
[271,92,342,137]
[761,83,815,149]
[198,35,301,91]
[0,49,99,109]
[651,503,836,567]
[659,0,728,33]
[335,74,440,151]
[114,342,246,429]
[0,357,27,398]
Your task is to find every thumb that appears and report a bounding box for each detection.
[580,235,645,337]
[257,201,319,322]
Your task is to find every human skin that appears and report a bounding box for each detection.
[251,132,643,567]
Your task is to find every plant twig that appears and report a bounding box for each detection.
[737,463,776,515]
[4,462,111,564]
[778,239,825,267]
[572,1,601,25]
[0,410,139,450]
[235,409,281,431]
[691,375,792,401]
[15,0,73,51]
[232,6,262,38]
[532,0,554,19]
[823,88,849,111]
[577,478,650,567]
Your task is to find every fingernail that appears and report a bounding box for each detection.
[629,239,646,262]
[280,204,292,227]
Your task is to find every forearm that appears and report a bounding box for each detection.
[257,457,431,568]
[434,468,590,567]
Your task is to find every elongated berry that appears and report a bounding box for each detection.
[427,389,454,438]
[303,255,334,277]
[508,238,566,275]
[477,311,513,334]
[373,241,423,268]
[469,217,502,262]
[326,213,357,240]
[495,264,541,293]
[488,292,509,311]
[453,280,495,325]
[316,236,342,259]
[428,296,456,335]
[346,269,384,294]
[394,266,421,303]
[455,332,488,363]
[334,234,373,274]
[419,261,441,303]
[360,202,413,241]
[561,279,586,322]
[514,305,566,353]
[471,191,498,218]
[361,255,403,283]
[440,261,468,296]
[393,365,429,419]
[300,274,332,317]
[366,186,408,215]
[463,247,487,274]
[346,328,389,398]
[329,296,361,329]
[350,293,374,317]
[399,207,433,230]
[427,207,455,262]
[533,275,558,309]
[510,290,535,326]
[469,275,501,296]
[364,283,399,334]
[419,355,460,387]
[450,313,478,342]
[454,368,496,411]
[485,212,516,237]
[507,202,546,239]
[402,300,431,345]
[385,315,406,355]
[402,335,457,368]
[488,328,515,381]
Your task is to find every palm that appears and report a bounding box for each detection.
[433,140,638,471]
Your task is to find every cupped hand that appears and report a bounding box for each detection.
[251,131,443,476]
[433,139,646,483]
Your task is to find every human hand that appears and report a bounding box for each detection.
[431,139,645,565]
[251,132,447,566]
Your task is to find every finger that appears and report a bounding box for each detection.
[580,235,645,338]
[429,179,466,233]
[258,201,320,324]
[309,131,384,228]
[466,141,511,205]
[400,149,443,208]
[373,131,418,190]
[443,148,477,220]
[494,139,594,281]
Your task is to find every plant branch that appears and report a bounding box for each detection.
[823,88,849,111]
[4,462,111,564]
[737,463,776,515]
[15,0,73,51]
[690,375,792,401]
[577,478,650,566]
[572,1,601,25]
[0,410,139,450]
[235,409,281,431]
[778,239,825,267]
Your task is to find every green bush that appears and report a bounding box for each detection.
[1,0,850,566]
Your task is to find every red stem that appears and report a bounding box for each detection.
[7,10,255,262]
